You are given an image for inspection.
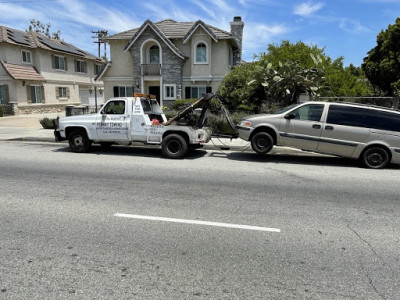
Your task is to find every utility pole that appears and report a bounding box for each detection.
[91,30,108,112]
[91,30,108,58]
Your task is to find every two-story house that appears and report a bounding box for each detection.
[97,17,244,107]
[0,26,105,115]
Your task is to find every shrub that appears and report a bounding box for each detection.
[39,117,56,129]
[172,98,197,110]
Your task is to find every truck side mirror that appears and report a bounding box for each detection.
[284,113,296,120]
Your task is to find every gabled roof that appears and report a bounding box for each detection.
[124,19,186,60]
[105,19,237,47]
[0,61,45,81]
[183,20,218,44]
[0,26,104,62]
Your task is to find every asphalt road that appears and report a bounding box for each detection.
[1,141,399,299]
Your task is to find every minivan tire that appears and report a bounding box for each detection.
[361,147,390,169]
[251,132,274,154]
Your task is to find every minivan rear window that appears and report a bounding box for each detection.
[327,105,400,132]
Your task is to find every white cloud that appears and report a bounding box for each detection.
[339,19,370,34]
[243,22,290,59]
[54,0,139,32]
[293,1,324,17]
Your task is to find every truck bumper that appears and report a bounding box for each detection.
[54,130,65,142]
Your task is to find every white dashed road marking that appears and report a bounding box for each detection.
[114,213,281,233]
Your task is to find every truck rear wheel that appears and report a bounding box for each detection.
[162,134,188,159]
[68,129,91,153]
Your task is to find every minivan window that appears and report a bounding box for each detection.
[327,105,400,132]
[291,104,324,121]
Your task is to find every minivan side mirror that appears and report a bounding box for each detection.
[284,113,295,120]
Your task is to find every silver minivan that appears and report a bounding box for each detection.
[236,101,400,169]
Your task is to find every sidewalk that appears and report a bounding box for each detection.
[0,112,312,155]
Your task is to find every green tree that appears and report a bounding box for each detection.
[217,62,266,111]
[251,55,328,106]
[28,19,61,40]
[362,18,400,95]
[261,40,372,97]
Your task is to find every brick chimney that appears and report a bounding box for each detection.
[230,16,244,65]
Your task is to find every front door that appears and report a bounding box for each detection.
[279,103,325,151]
[148,86,160,104]
[96,99,129,141]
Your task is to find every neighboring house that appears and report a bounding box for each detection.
[98,16,244,106]
[0,26,105,115]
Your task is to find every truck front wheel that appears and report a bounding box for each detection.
[68,129,91,153]
[162,134,188,159]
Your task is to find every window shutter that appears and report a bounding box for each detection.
[51,55,55,69]
[74,60,77,72]
[66,87,70,98]
[27,85,32,104]
[84,62,87,73]
[41,86,45,104]
[56,87,59,99]
[206,86,212,94]
[64,57,68,71]
[113,86,119,97]
[185,87,191,99]
[4,84,9,103]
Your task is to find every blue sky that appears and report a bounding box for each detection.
[1,0,399,66]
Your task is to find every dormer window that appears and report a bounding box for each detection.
[22,50,32,64]
[195,42,208,64]
[149,45,160,64]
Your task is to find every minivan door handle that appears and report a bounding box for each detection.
[312,124,321,129]
[325,126,334,131]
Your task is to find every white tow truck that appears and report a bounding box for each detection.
[54,93,216,158]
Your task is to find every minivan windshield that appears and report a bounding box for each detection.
[274,104,299,114]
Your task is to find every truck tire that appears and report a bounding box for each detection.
[251,132,273,154]
[162,134,188,159]
[68,129,91,153]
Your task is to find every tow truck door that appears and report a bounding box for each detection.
[96,99,129,141]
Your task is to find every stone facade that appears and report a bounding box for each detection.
[101,17,244,106]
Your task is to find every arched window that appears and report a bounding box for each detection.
[195,42,207,63]
[149,45,160,64]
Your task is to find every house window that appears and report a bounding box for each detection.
[76,60,86,73]
[58,87,67,99]
[54,55,66,70]
[22,50,32,64]
[30,85,42,103]
[164,84,176,100]
[195,42,207,64]
[149,45,160,64]
[0,85,6,104]
[113,86,134,97]
[191,86,206,99]
[185,86,212,99]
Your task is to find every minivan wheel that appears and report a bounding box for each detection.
[251,132,274,154]
[361,147,390,169]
